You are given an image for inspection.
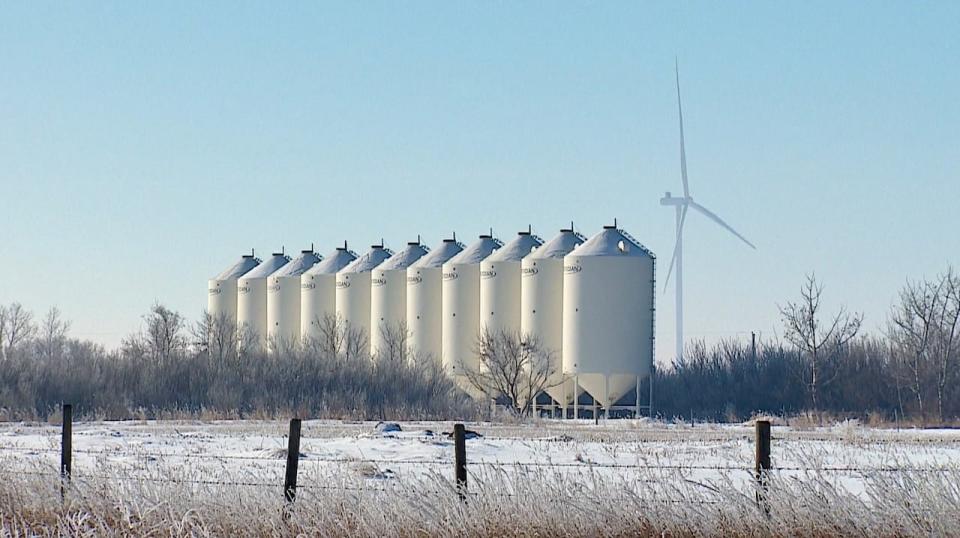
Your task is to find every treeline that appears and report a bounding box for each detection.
[0,304,474,421]
[1,266,957,423]
[655,270,960,424]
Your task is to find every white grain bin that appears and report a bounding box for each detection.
[266,248,321,352]
[442,234,503,382]
[480,229,543,339]
[300,243,357,342]
[335,243,393,352]
[237,252,292,351]
[562,225,655,410]
[407,237,464,363]
[370,239,429,359]
[208,252,260,324]
[521,228,586,407]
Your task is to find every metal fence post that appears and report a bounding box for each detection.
[454,423,467,502]
[284,418,302,503]
[60,404,72,501]
[755,419,771,514]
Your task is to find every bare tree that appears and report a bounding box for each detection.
[465,329,561,417]
[143,302,187,363]
[35,307,71,359]
[306,314,369,360]
[780,274,863,417]
[0,302,36,360]
[374,321,409,363]
[888,268,960,422]
[193,311,240,361]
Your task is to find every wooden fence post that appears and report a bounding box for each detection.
[284,418,302,503]
[755,419,771,513]
[454,423,467,501]
[60,404,72,501]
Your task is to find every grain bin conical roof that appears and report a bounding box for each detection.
[447,235,502,264]
[570,226,653,258]
[529,228,587,260]
[272,250,322,277]
[212,254,260,280]
[306,245,358,275]
[242,252,292,279]
[412,238,464,268]
[485,231,543,262]
[376,241,429,271]
[341,244,394,273]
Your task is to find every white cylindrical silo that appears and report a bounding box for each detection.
[266,248,321,352]
[407,237,464,364]
[300,244,357,343]
[335,243,393,353]
[237,252,291,352]
[521,228,585,406]
[480,229,543,339]
[208,252,260,325]
[562,225,655,408]
[370,240,429,359]
[442,234,502,382]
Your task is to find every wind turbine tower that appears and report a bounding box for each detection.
[662,64,756,361]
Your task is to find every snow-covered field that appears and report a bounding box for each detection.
[2,419,960,536]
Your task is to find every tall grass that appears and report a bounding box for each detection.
[2,453,958,536]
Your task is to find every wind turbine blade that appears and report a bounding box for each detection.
[688,200,756,250]
[676,59,690,198]
[662,205,688,292]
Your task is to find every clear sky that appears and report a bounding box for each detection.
[1,2,958,362]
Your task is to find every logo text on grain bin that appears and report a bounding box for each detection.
[564,264,582,274]
[521,267,538,277]
[442,272,458,281]
[209,287,221,295]
[407,275,422,285]
[336,280,350,289]
[480,270,497,279]
[371,277,387,287]
[301,282,315,290]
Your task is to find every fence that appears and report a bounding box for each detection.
[0,405,953,511]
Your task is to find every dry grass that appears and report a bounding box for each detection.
[2,455,959,537]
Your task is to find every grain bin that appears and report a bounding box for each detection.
[370,239,429,359]
[301,243,357,342]
[208,252,260,325]
[442,234,502,382]
[407,236,464,363]
[335,243,393,352]
[480,229,543,339]
[562,225,655,411]
[266,248,321,352]
[237,252,291,351]
[521,228,585,408]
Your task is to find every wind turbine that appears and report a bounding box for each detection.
[661,63,756,361]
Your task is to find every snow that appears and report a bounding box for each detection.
[485,234,544,262]
[376,244,429,271]
[411,240,464,268]
[527,230,586,260]
[3,419,959,501]
[305,248,357,275]
[239,254,291,279]
[270,252,322,277]
[341,247,393,274]
[570,228,651,257]
[447,237,503,265]
[212,256,260,280]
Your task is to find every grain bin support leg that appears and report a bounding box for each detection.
[635,376,641,418]
[573,376,579,419]
[604,376,610,420]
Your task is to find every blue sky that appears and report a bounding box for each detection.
[1,2,957,361]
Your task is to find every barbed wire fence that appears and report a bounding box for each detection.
[0,406,956,510]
